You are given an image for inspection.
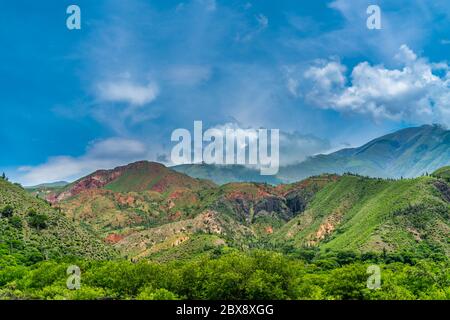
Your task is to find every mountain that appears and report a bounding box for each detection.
[4,162,449,300]
[271,174,450,256]
[48,161,215,203]
[42,159,450,261]
[25,181,69,199]
[26,181,69,189]
[44,160,338,260]
[0,178,116,263]
[278,124,450,182]
[173,125,450,184]
[172,163,282,185]
[58,173,339,261]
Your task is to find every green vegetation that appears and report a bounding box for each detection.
[0,249,448,300]
[432,166,450,182]
[101,162,215,193]
[272,174,450,256]
[0,179,117,264]
[3,161,450,300]
[25,181,68,199]
[27,209,49,230]
[0,205,14,218]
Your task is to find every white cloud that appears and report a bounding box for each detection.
[394,44,417,63]
[301,45,450,123]
[304,60,347,91]
[87,138,147,159]
[17,138,151,186]
[209,122,330,166]
[96,81,159,106]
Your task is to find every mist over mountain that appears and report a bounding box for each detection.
[278,124,450,182]
[172,163,283,185]
[173,125,450,184]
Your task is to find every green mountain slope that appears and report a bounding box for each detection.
[272,174,450,257]
[52,166,336,261]
[25,181,68,199]
[26,181,69,189]
[0,178,117,264]
[432,166,450,182]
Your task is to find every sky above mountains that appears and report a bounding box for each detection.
[1,0,450,185]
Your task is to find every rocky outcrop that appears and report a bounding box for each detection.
[253,196,290,220]
[214,190,314,224]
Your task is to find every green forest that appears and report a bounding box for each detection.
[0,248,449,300]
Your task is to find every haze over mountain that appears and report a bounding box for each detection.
[278,124,450,182]
[173,163,283,185]
[173,125,450,184]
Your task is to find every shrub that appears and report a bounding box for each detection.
[0,205,14,218]
[9,216,23,229]
[137,287,179,300]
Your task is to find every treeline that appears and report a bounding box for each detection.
[0,249,448,300]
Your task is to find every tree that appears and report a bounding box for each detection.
[27,209,49,230]
[0,205,14,218]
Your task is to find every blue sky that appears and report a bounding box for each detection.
[1,0,450,185]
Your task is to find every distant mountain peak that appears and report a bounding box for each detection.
[278,124,450,182]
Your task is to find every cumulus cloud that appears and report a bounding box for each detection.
[17,138,151,186]
[208,122,330,166]
[96,81,159,106]
[300,45,450,123]
[304,61,347,92]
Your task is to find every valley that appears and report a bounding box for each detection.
[20,160,450,262]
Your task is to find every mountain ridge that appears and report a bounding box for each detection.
[173,124,450,184]
[32,158,450,261]
[280,124,450,182]
[18,125,450,261]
